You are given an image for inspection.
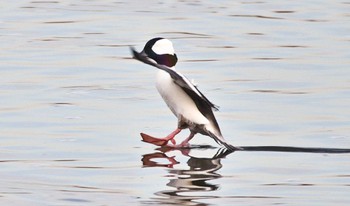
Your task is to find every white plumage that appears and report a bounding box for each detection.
[156,69,209,125]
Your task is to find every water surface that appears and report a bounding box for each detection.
[0,0,349,205]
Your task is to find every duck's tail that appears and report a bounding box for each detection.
[207,131,241,152]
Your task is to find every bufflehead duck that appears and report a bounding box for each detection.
[131,37,236,151]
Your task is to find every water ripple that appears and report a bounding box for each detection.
[230,14,284,20]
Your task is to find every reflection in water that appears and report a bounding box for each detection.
[142,152,179,168]
[142,148,233,205]
[141,146,350,205]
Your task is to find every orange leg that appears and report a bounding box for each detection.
[141,128,181,146]
[176,132,195,148]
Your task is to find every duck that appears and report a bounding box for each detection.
[131,37,237,151]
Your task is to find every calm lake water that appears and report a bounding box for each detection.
[1,0,349,205]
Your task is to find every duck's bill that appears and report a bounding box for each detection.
[130,47,155,66]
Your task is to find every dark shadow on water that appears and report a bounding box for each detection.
[240,146,350,153]
[141,145,350,205]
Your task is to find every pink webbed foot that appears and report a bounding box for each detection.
[141,133,169,146]
[140,129,181,146]
[164,132,195,150]
[174,141,190,148]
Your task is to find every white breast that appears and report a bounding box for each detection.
[156,70,209,125]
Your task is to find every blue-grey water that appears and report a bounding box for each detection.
[1,1,349,205]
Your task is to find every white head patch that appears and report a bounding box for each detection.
[152,39,175,55]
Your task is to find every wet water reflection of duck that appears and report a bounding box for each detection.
[142,147,232,205]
